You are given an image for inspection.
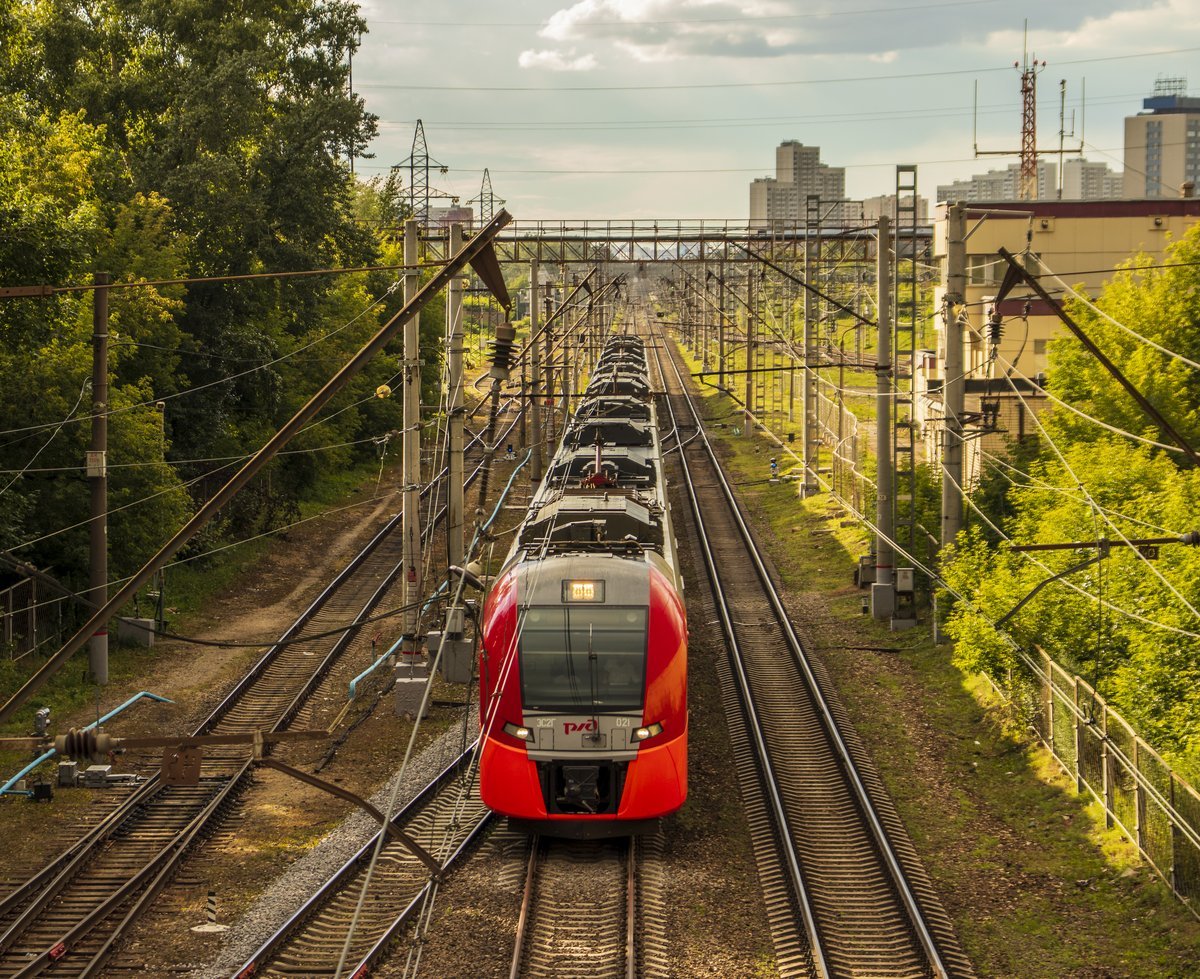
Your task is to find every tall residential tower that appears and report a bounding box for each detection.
[1124,77,1200,198]
[750,141,848,228]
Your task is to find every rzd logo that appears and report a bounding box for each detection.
[563,720,597,735]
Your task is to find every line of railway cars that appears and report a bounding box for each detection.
[478,331,688,836]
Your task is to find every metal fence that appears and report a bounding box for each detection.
[1000,648,1200,918]
[1,576,81,661]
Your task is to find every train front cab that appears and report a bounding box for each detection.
[479,556,687,837]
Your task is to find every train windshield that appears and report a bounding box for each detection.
[519,606,648,711]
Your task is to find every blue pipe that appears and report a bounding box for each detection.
[349,638,403,701]
[480,450,532,534]
[347,578,453,700]
[0,691,173,797]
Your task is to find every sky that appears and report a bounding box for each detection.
[351,0,1200,221]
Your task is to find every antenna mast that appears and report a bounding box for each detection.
[1017,28,1044,200]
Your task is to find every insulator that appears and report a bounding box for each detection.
[54,727,113,762]
[987,307,1003,345]
[488,323,517,380]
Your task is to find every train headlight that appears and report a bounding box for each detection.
[503,722,536,743]
[632,722,663,742]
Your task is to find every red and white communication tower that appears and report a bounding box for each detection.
[1016,45,1047,200]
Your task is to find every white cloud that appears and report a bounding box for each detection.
[534,0,1148,60]
[989,0,1200,55]
[518,48,600,71]
[540,0,804,61]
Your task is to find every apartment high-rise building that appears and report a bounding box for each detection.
[749,141,849,228]
[1123,77,1200,198]
[1061,158,1124,200]
[861,194,929,223]
[936,161,1057,203]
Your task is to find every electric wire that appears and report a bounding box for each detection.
[990,349,1185,454]
[0,434,389,474]
[0,378,90,498]
[382,0,1004,28]
[1031,253,1200,372]
[992,367,1200,630]
[944,461,1200,641]
[357,45,1200,92]
[976,448,1183,537]
[686,310,1200,645]
[0,276,403,440]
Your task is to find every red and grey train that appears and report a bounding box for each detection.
[478,332,687,835]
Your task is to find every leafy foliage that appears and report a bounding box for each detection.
[942,223,1200,775]
[0,1,426,596]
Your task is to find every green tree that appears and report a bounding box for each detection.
[1050,223,1200,450]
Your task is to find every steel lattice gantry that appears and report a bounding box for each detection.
[403,220,916,265]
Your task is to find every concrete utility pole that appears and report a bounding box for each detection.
[744,267,754,435]
[802,246,816,495]
[0,209,515,725]
[519,353,528,451]
[88,272,109,685]
[544,286,556,447]
[788,279,796,424]
[402,220,423,652]
[873,215,896,619]
[942,202,967,548]
[447,222,465,570]
[718,262,727,390]
[529,260,543,482]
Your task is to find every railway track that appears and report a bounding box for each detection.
[0,413,521,978]
[234,749,492,979]
[650,319,973,979]
[508,836,636,979]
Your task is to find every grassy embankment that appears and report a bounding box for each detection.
[0,455,395,747]
[673,335,1200,978]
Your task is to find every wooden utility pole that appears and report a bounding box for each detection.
[88,272,110,685]
[402,220,423,652]
[447,222,465,570]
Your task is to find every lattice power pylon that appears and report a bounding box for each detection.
[468,168,506,224]
[395,119,457,227]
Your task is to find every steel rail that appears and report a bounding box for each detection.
[343,809,495,978]
[233,746,487,976]
[507,837,541,979]
[507,836,634,979]
[3,537,406,978]
[655,328,951,979]
[624,836,637,979]
[649,338,828,979]
[0,409,524,976]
